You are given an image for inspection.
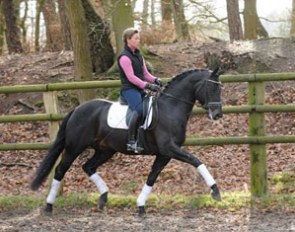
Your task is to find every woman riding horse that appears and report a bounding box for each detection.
[118,28,162,153]
[31,66,223,216]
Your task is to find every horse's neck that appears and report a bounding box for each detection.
[166,77,195,99]
[160,86,196,120]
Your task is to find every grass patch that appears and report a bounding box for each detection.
[0,195,42,211]
[0,192,294,212]
[147,192,251,210]
[271,171,295,193]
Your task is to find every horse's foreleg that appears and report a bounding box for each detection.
[137,155,171,216]
[197,164,221,201]
[82,149,114,210]
[90,173,109,209]
[168,144,221,202]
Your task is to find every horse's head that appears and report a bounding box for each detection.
[197,68,223,120]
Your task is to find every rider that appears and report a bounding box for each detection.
[118,28,162,152]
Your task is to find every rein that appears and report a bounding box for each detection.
[161,92,195,106]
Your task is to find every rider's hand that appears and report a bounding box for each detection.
[145,83,161,92]
[154,78,163,87]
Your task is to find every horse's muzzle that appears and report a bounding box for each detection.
[207,102,223,120]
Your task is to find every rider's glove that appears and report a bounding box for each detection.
[154,78,163,87]
[145,83,161,92]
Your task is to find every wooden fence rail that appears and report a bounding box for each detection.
[1,104,295,123]
[1,135,295,151]
[0,72,295,94]
[0,72,294,198]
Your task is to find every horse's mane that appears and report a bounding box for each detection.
[163,68,209,92]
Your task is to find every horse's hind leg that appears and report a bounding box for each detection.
[82,149,115,210]
[45,147,84,214]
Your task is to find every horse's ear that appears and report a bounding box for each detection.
[211,67,220,77]
[210,67,223,79]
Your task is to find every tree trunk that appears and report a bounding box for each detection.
[81,0,114,74]
[226,0,243,41]
[19,0,28,46]
[65,0,95,102]
[161,0,172,24]
[0,1,4,54]
[35,0,46,52]
[142,0,149,28]
[89,0,107,19]
[150,0,156,26]
[2,0,23,53]
[291,0,295,39]
[243,0,257,39]
[42,0,63,51]
[110,0,134,55]
[171,0,190,42]
[244,0,268,40]
[57,0,72,50]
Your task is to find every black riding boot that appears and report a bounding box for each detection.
[127,111,144,153]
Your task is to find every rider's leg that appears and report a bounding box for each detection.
[121,89,144,152]
[127,110,141,148]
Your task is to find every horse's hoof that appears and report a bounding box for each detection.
[98,192,108,210]
[43,203,53,215]
[211,184,222,202]
[138,206,146,217]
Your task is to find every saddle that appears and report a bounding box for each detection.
[107,95,156,130]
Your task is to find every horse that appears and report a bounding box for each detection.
[31,68,223,216]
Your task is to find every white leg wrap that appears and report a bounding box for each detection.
[197,164,216,187]
[90,173,108,194]
[137,184,152,206]
[46,179,61,204]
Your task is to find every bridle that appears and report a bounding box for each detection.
[160,78,222,107]
[202,79,222,109]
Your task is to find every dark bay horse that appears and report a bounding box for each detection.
[31,68,223,216]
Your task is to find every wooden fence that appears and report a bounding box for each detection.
[0,72,295,197]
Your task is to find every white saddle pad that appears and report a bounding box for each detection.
[107,98,153,130]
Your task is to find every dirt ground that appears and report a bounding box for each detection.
[0,207,294,232]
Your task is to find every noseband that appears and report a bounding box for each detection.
[202,79,222,109]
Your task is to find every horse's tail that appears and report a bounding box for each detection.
[31,110,74,191]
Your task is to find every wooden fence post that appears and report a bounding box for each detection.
[248,81,268,197]
[43,91,63,195]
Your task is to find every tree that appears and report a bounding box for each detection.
[150,0,156,26]
[2,0,23,53]
[0,1,4,54]
[291,0,295,39]
[141,0,149,28]
[57,0,72,50]
[42,0,63,51]
[81,0,114,74]
[65,0,95,102]
[35,0,46,51]
[161,0,172,24]
[226,0,243,41]
[110,0,134,55]
[243,0,268,40]
[19,0,28,46]
[171,0,190,41]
